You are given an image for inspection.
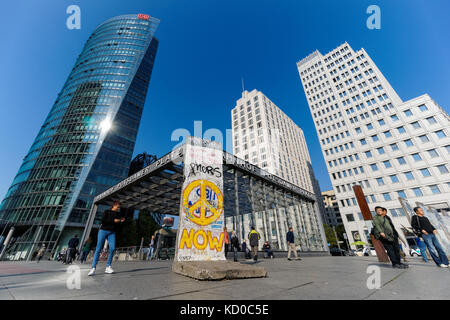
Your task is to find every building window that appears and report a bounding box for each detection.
[397,190,406,198]
[346,214,355,222]
[436,164,449,174]
[426,116,437,125]
[404,139,414,147]
[412,187,423,197]
[390,143,399,151]
[420,168,431,177]
[397,157,406,165]
[390,115,399,121]
[412,153,422,162]
[418,135,429,143]
[404,171,414,180]
[383,193,392,201]
[404,109,413,117]
[376,177,385,186]
[418,104,428,112]
[383,160,392,168]
[384,130,392,138]
[377,147,385,155]
[435,130,447,139]
[370,163,378,171]
[397,126,406,134]
[429,185,441,194]
[389,175,399,183]
[427,149,439,158]
[365,151,373,158]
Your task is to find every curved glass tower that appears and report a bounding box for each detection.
[0,14,159,260]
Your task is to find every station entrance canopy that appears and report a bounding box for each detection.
[81,140,328,253]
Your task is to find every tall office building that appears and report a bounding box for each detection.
[0,14,160,260]
[297,42,450,247]
[231,89,317,193]
[321,190,342,226]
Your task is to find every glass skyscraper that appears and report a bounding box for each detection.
[0,14,160,260]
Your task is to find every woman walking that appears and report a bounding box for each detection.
[88,201,125,276]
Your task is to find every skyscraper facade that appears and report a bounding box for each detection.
[231,89,328,249]
[321,190,342,226]
[231,89,317,193]
[297,42,450,248]
[0,14,160,260]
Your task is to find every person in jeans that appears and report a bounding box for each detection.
[248,227,261,261]
[147,235,156,261]
[373,207,408,269]
[286,227,300,261]
[230,231,240,262]
[415,236,428,263]
[88,201,125,276]
[262,241,274,259]
[411,207,449,268]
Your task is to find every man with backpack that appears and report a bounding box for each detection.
[248,227,261,261]
[372,206,408,269]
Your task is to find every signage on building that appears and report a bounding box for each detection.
[175,137,225,262]
[138,14,150,20]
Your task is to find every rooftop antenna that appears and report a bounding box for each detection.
[241,77,245,93]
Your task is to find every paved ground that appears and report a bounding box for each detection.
[0,256,448,300]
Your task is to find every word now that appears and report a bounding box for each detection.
[179,229,224,251]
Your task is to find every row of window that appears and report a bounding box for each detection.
[341,183,449,212]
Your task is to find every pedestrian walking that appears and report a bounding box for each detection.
[224,227,230,258]
[263,241,274,259]
[36,244,46,263]
[411,207,449,268]
[248,227,261,261]
[230,230,240,262]
[147,235,156,261]
[372,206,408,269]
[88,201,125,276]
[66,234,79,264]
[286,227,300,260]
[415,236,428,263]
[80,237,92,264]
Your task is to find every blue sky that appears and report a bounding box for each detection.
[0,0,449,201]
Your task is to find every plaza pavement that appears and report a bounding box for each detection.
[0,255,448,300]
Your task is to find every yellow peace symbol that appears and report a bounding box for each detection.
[182,179,224,226]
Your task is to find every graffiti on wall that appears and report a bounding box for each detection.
[175,137,226,262]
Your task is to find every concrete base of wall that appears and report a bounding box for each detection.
[172,260,267,280]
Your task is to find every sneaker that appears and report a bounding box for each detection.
[399,263,409,269]
[392,264,403,269]
[288,258,292,261]
[88,268,96,276]
[439,264,449,268]
[105,266,114,274]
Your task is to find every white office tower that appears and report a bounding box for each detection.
[231,89,317,193]
[297,42,450,248]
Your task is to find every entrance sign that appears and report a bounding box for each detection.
[175,137,225,261]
